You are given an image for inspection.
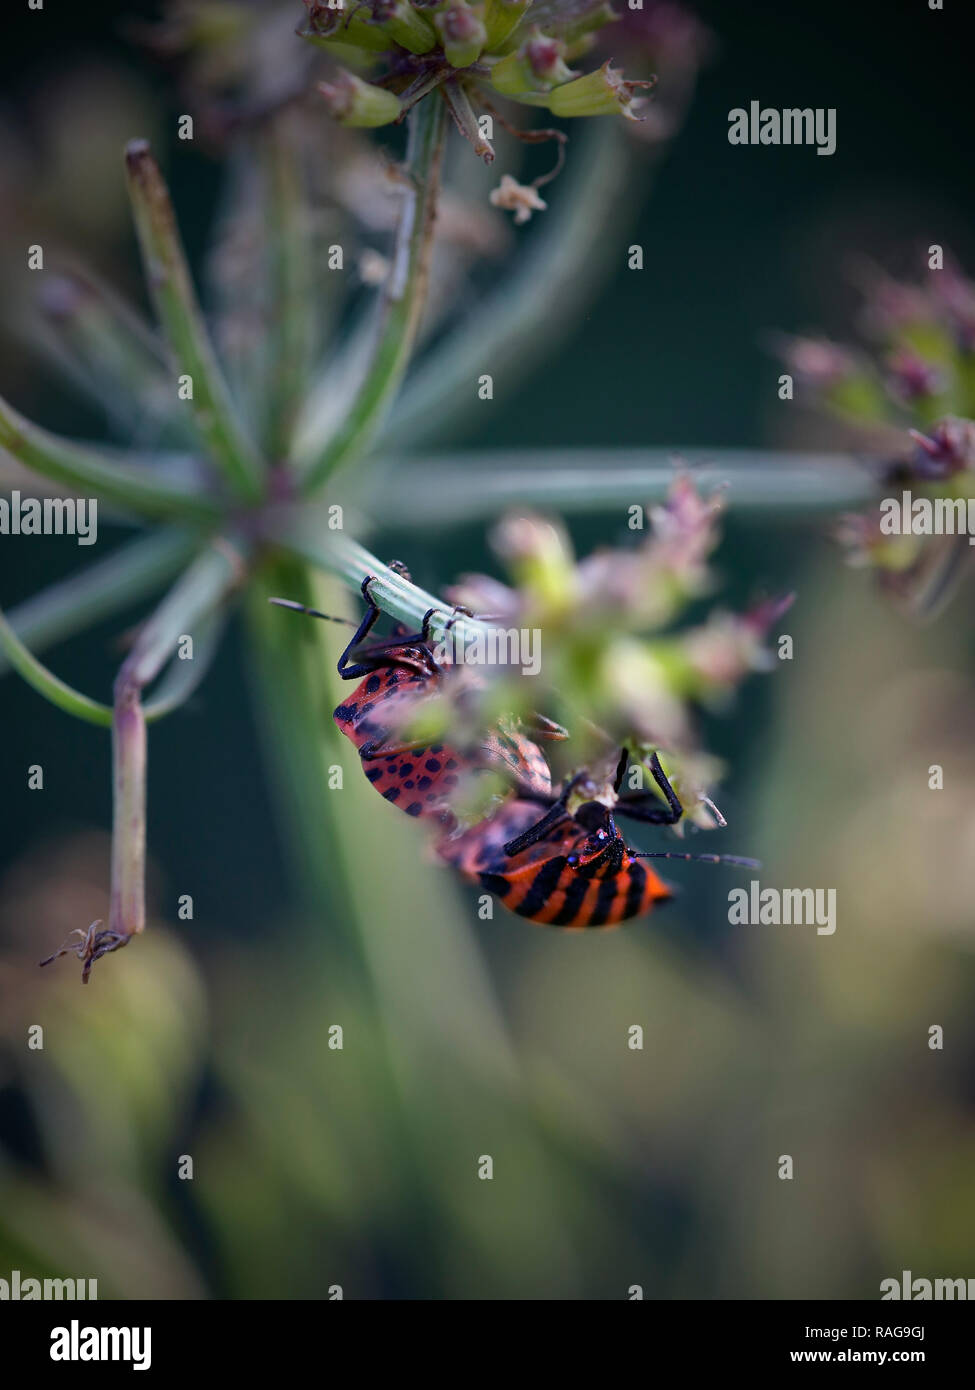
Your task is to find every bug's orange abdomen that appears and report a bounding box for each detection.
[439,799,672,929]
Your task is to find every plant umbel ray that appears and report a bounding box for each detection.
[37,540,247,981]
[296,94,448,489]
[124,140,265,503]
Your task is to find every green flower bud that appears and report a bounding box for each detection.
[484,0,531,52]
[434,2,488,69]
[490,32,575,95]
[548,61,653,121]
[368,0,439,55]
[317,71,403,128]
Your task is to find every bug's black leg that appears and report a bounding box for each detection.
[613,747,629,794]
[616,751,684,826]
[336,579,386,679]
[503,772,589,856]
[503,800,570,857]
[358,733,427,760]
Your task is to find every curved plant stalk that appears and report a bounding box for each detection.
[276,524,493,645]
[365,448,879,522]
[0,391,222,521]
[0,529,196,675]
[124,141,265,503]
[297,95,449,491]
[0,605,119,726]
[379,120,641,450]
[0,604,224,726]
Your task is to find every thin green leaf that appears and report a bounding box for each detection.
[0,392,223,521]
[296,96,449,491]
[124,141,265,502]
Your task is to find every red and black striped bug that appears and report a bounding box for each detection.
[438,750,759,929]
[271,569,565,830]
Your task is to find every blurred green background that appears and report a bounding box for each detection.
[1,1,973,1299]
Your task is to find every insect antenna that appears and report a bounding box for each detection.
[268,598,356,627]
[631,850,761,869]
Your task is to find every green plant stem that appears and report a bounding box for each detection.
[124,141,265,502]
[0,391,222,520]
[0,603,224,726]
[378,119,640,450]
[363,448,879,522]
[245,559,362,930]
[297,95,449,492]
[275,525,493,646]
[0,605,118,726]
[0,528,196,675]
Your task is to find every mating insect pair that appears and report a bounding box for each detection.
[272,571,758,930]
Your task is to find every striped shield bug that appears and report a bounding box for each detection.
[439,750,759,928]
[270,568,565,829]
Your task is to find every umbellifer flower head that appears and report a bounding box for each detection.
[776,252,975,617]
[298,0,656,153]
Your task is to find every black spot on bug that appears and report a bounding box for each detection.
[431,744,444,754]
[383,787,401,803]
[404,779,415,789]
[425,759,441,773]
[446,758,459,770]
[365,768,382,783]
[405,802,423,817]
[365,674,382,694]
[418,776,432,790]
[399,763,414,776]
[333,703,356,723]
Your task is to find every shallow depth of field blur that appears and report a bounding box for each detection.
[1,2,974,1300]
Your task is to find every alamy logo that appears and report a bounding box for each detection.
[432,626,542,677]
[50,1320,151,1371]
[0,491,98,545]
[879,491,975,545]
[0,1269,97,1300]
[881,1271,975,1300]
[728,101,837,156]
[728,880,836,935]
